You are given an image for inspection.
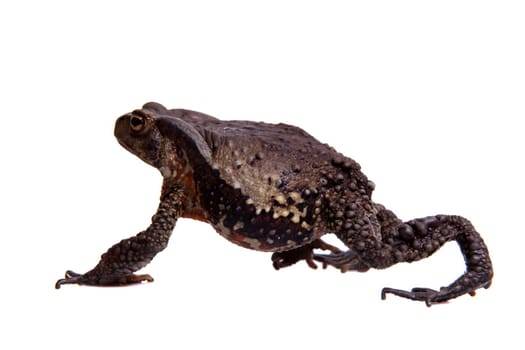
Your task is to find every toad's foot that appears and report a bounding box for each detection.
[381,273,492,307]
[272,239,341,270]
[55,270,154,289]
[313,250,370,272]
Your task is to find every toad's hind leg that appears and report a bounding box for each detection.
[379,214,493,306]
[327,205,493,306]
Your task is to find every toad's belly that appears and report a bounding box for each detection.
[209,211,321,252]
[194,171,322,251]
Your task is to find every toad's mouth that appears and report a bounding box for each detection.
[115,138,141,159]
[116,138,133,153]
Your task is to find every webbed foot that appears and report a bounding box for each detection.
[313,250,370,272]
[381,274,492,307]
[272,239,341,270]
[381,287,446,307]
[55,270,154,289]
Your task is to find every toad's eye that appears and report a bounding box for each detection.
[130,114,145,132]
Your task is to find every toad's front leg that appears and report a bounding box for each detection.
[55,188,183,288]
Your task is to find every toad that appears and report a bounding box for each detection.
[56,102,493,306]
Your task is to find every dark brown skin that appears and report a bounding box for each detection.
[56,102,493,306]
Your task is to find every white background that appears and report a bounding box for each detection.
[1,1,524,349]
